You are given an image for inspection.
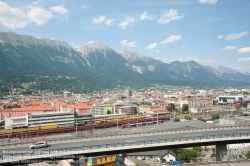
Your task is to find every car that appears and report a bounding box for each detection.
[29,141,48,149]
[162,163,167,166]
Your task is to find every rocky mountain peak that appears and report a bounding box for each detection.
[120,49,150,62]
[75,42,113,55]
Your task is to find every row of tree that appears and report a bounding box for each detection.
[166,103,189,114]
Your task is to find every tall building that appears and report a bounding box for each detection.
[124,90,132,97]
[63,91,72,98]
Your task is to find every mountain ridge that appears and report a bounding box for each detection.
[0,31,249,93]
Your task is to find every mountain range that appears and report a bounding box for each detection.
[0,31,249,93]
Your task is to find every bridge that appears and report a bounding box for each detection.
[0,126,250,165]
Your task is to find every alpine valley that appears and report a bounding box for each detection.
[0,31,249,93]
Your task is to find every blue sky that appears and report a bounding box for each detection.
[0,0,250,72]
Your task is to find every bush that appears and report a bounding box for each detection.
[184,115,192,120]
[210,153,216,158]
[199,118,207,122]
[46,161,58,164]
[160,157,166,163]
[174,118,180,122]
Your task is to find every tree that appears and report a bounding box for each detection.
[182,104,189,113]
[210,113,219,120]
[107,109,111,114]
[167,103,175,112]
[246,151,250,159]
[12,104,21,108]
[211,148,216,158]
[133,109,138,115]
[172,147,202,163]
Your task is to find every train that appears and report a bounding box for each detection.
[121,120,163,128]
[95,115,144,124]
[0,117,170,139]
[0,125,58,135]
[0,115,144,135]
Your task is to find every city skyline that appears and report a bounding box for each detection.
[0,0,249,72]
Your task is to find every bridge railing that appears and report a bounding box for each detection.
[1,124,250,147]
[1,131,250,162]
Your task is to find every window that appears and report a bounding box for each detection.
[105,157,107,161]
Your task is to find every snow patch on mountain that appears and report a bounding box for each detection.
[120,50,150,62]
[155,57,171,64]
[177,57,239,75]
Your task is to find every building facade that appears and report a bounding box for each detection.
[91,104,114,115]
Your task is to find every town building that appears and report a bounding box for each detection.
[0,101,55,120]
[126,150,176,162]
[5,116,27,129]
[27,111,75,127]
[87,155,116,166]
[5,111,76,129]
[90,104,114,115]
[124,89,133,97]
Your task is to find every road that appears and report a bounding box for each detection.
[0,127,250,155]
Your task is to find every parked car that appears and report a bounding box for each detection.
[29,141,48,149]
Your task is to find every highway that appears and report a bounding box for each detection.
[1,126,250,154]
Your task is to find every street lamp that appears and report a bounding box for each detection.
[75,121,78,135]
[157,112,158,124]
[116,116,118,131]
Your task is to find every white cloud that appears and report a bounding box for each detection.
[92,15,106,24]
[221,46,237,51]
[0,1,28,29]
[120,40,137,47]
[157,9,183,24]
[145,43,157,50]
[238,47,250,54]
[160,35,182,44]
[105,19,114,25]
[218,32,248,40]
[119,17,137,29]
[140,11,156,21]
[152,50,160,53]
[237,57,250,62]
[198,0,218,5]
[208,44,212,47]
[217,35,224,39]
[182,46,186,48]
[27,6,52,25]
[225,31,248,40]
[50,5,68,15]
[80,5,89,9]
[92,15,113,25]
[88,40,95,44]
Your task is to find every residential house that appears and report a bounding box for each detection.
[127,150,176,162]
